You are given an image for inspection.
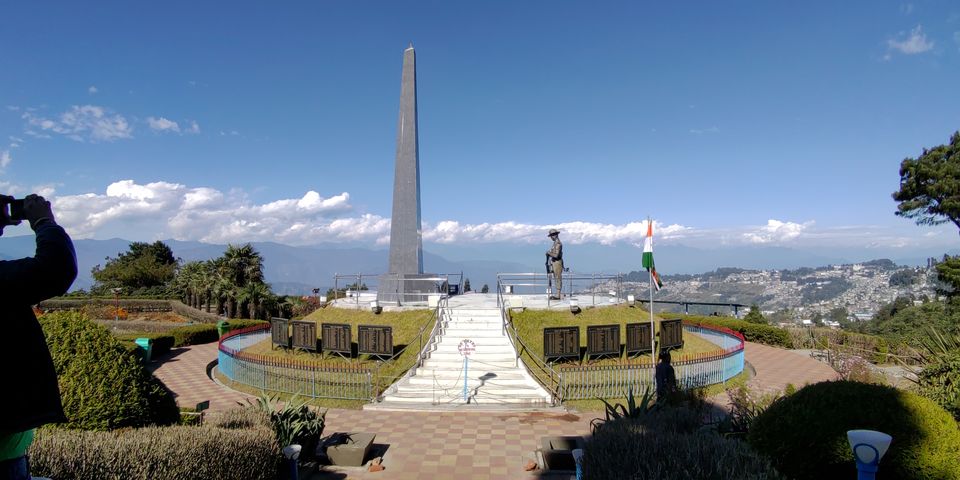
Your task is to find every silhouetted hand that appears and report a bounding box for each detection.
[0,194,22,236]
[23,194,55,229]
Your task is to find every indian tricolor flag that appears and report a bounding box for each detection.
[642,221,663,291]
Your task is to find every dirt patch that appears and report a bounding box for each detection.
[497,412,581,425]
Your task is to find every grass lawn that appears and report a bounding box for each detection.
[509,305,735,401]
[240,307,436,397]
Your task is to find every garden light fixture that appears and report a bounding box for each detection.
[847,429,891,480]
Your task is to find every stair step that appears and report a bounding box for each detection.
[421,359,519,369]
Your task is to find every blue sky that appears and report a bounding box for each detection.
[1,1,959,255]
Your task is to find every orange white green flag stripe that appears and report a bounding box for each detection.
[642,220,663,291]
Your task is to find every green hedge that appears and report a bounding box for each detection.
[679,314,791,347]
[582,408,782,479]
[917,351,960,422]
[748,381,960,480]
[39,298,174,312]
[115,320,268,357]
[30,422,279,480]
[170,300,225,323]
[39,311,180,430]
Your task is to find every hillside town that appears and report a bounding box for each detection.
[622,259,940,326]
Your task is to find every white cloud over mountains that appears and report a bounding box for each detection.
[743,219,812,244]
[37,179,836,251]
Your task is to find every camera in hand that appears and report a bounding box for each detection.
[2,198,26,221]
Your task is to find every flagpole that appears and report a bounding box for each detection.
[649,217,655,364]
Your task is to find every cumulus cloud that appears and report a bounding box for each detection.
[147,116,180,133]
[53,180,357,242]
[423,220,689,245]
[22,105,133,142]
[742,219,813,244]
[88,86,98,94]
[887,25,934,54]
[0,150,11,168]
[187,121,200,134]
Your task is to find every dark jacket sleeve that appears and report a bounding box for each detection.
[0,223,78,305]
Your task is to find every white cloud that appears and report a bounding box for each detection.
[690,126,720,135]
[901,3,914,14]
[187,121,200,134]
[53,180,357,242]
[887,25,934,54]
[423,219,689,245]
[88,86,98,94]
[0,150,11,168]
[742,219,813,244]
[23,105,133,142]
[147,116,180,133]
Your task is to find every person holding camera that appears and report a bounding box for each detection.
[0,194,77,480]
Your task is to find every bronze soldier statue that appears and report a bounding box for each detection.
[546,229,563,300]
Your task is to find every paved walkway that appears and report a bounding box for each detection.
[150,339,836,479]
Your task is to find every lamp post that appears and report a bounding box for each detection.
[111,287,122,321]
[847,430,892,480]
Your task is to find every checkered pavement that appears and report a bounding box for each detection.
[149,340,836,479]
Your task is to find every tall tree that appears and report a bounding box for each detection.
[893,131,960,233]
[91,240,178,293]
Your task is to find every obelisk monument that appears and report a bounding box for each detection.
[380,44,432,304]
[388,43,424,275]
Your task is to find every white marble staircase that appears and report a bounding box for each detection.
[369,302,553,410]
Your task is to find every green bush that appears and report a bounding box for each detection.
[917,351,960,422]
[582,410,782,479]
[115,333,176,358]
[29,423,279,480]
[682,315,791,347]
[249,393,326,458]
[748,381,960,480]
[39,311,179,430]
[39,298,174,312]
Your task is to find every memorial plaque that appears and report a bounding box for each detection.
[544,326,579,361]
[290,320,318,351]
[625,323,653,354]
[586,324,620,356]
[271,317,289,348]
[660,319,684,349]
[321,323,352,355]
[358,325,393,356]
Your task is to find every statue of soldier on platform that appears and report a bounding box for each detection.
[546,229,563,300]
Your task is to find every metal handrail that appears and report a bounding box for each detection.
[333,272,464,306]
[497,276,563,405]
[497,272,624,308]
[373,295,447,400]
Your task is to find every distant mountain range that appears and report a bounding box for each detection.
[1,235,956,295]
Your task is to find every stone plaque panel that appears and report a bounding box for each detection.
[625,323,653,354]
[321,323,352,355]
[660,319,684,349]
[271,317,289,348]
[358,325,393,356]
[586,324,620,356]
[290,320,318,351]
[544,326,579,361]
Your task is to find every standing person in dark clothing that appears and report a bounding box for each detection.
[0,194,77,480]
[546,229,563,300]
[655,349,678,400]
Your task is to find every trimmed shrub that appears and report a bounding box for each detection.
[917,351,960,422]
[39,298,174,313]
[682,315,791,347]
[30,423,279,480]
[39,311,179,430]
[748,381,960,480]
[115,333,176,358]
[582,410,782,479]
[168,323,219,346]
[170,300,225,323]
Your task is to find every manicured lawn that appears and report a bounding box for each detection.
[509,305,734,401]
[241,307,436,396]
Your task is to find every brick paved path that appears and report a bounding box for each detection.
[150,340,837,479]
